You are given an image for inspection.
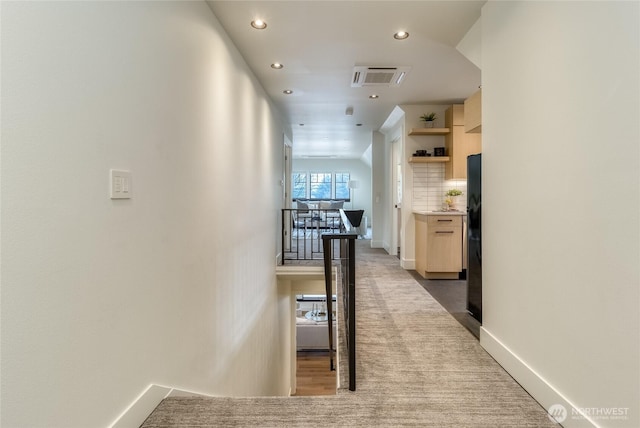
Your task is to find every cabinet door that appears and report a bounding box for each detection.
[426,226,462,272]
[447,126,466,179]
[445,127,482,180]
[446,104,464,126]
[464,89,482,133]
[415,215,428,276]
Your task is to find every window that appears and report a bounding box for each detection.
[335,173,350,199]
[310,173,332,199]
[292,173,307,200]
[293,172,351,200]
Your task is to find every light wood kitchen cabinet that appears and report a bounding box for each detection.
[444,105,481,180]
[449,103,464,126]
[464,89,482,133]
[415,215,428,277]
[415,214,463,279]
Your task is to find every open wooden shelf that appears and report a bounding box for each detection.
[408,128,450,136]
[409,156,450,163]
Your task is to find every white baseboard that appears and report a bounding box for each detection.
[109,384,215,428]
[480,327,597,428]
[110,384,171,428]
[401,258,415,270]
[370,240,384,248]
[166,386,215,398]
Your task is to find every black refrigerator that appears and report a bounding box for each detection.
[467,154,482,323]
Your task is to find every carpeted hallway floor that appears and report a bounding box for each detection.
[142,241,558,427]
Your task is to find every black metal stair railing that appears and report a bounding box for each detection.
[281,208,342,263]
[322,209,357,391]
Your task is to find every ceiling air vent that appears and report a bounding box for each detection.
[351,66,411,88]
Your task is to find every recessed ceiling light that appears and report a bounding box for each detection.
[271,63,284,69]
[283,89,293,95]
[394,31,409,40]
[251,19,267,30]
[369,94,379,99]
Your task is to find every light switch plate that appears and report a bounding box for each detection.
[110,169,132,199]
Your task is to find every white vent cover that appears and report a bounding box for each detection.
[351,66,411,87]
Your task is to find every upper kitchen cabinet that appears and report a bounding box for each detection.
[464,89,482,133]
[444,105,482,180]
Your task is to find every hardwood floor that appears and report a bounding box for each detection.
[293,351,336,396]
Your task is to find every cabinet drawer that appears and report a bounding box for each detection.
[425,227,462,272]
[427,215,462,227]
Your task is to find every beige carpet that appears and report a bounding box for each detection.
[142,241,558,427]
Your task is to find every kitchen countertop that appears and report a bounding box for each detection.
[413,210,466,216]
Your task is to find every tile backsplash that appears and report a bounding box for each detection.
[412,163,467,212]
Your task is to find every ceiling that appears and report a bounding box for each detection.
[207,1,483,159]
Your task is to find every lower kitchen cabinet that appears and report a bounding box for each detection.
[415,213,463,279]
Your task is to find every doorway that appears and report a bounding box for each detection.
[390,137,401,258]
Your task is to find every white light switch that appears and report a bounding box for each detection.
[110,169,132,199]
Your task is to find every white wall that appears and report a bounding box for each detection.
[481,2,639,427]
[371,131,386,248]
[1,2,290,427]
[292,158,372,224]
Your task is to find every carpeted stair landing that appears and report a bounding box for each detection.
[142,242,558,427]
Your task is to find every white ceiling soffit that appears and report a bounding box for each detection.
[456,17,482,69]
[351,66,411,87]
